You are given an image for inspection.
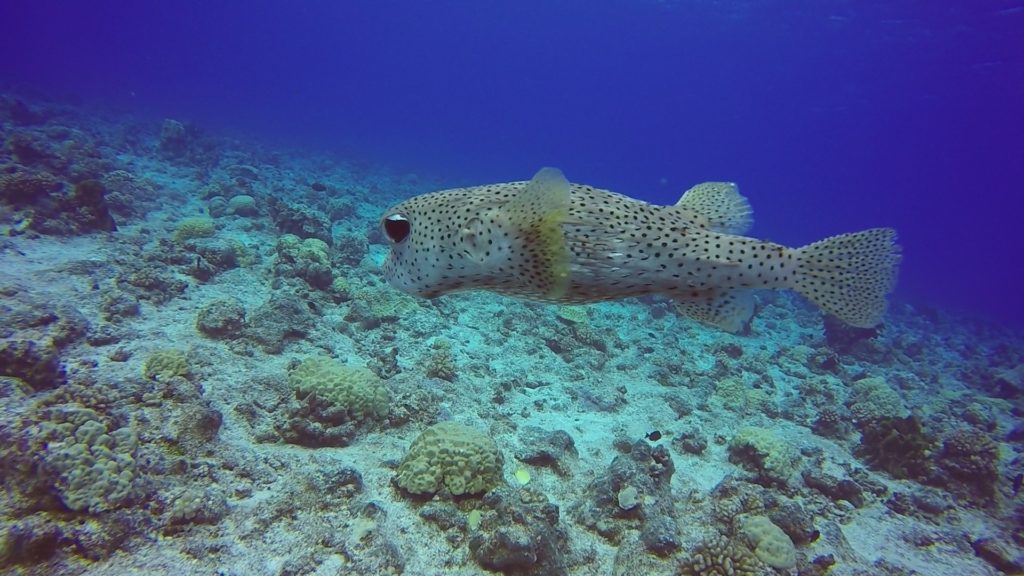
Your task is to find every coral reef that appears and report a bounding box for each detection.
[173,217,216,242]
[142,350,190,381]
[0,92,1020,576]
[735,514,797,570]
[274,234,333,289]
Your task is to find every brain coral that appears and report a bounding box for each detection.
[226,194,257,216]
[736,514,797,570]
[289,357,389,421]
[34,405,138,513]
[396,422,504,496]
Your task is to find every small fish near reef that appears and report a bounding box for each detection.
[380,168,901,332]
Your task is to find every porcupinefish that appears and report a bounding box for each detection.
[380,168,900,332]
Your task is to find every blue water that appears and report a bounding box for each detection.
[3,0,1022,325]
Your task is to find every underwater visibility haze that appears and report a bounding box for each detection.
[0,1,1023,575]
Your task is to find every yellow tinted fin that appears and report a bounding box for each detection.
[675,288,755,334]
[675,182,753,235]
[506,167,572,299]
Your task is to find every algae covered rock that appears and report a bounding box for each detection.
[574,440,678,555]
[855,415,935,481]
[0,339,66,390]
[244,291,315,353]
[270,199,332,245]
[14,177,118,235]
[469,486,568,576]
[196,298,246,339]
[396,421,503,497]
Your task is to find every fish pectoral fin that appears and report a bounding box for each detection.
[505,167,572,299]
[673,288,755,334]
[675,182,753,235]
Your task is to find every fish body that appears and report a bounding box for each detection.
[380,168,900,332]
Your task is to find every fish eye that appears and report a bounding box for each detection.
[383,213,411,243]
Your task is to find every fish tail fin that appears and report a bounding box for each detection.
[789,228,901,327]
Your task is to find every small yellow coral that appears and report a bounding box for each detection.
[714,379,772,415]
[355,287,419,319]
[556,305,588,324]
[174,218,216,242]
[467,509,483,530]
[143,350,189,381]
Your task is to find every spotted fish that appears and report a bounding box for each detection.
[380,168,900,332]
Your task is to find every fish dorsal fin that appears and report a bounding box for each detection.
[505,167,572,299]
[674,182,753,235]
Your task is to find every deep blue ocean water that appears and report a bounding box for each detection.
[2,0,1022,326]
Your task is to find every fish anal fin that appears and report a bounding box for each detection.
[674,288,755,334]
